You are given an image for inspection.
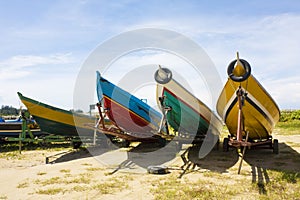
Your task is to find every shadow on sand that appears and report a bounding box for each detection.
[243,142,300,195]
[0,142,71,153]
[181,144,239,173]
[180,141,300,194]
[47,140,180,170]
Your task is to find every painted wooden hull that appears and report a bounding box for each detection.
[18,92,98,137]
[156,79,222,137]
[0,119,41,137]
[96,71,162,135]
[0,119,22,131]
[217,75,280,140]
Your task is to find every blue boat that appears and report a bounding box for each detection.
[96,71,162,137]
[0,116,41,138]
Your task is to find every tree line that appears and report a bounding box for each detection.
[1,105,299,121]
[0,105,21,116]
[0,105,84,116]
[280,110,300,122]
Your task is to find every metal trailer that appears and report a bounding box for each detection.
[222,86,279,174]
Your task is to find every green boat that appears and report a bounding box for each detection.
[155,66,222,142]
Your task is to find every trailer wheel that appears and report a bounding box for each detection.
[223,137,229,152]
[118,140,130,148]
[72,141,82,149]
[123,140,130,148]
[215,139,220,150]
[158,137,167,147]
[273,139,279,154]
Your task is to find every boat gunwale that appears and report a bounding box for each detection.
[17,92,94,119]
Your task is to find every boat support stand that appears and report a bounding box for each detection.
[223,86,279,174]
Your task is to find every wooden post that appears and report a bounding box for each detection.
[236,86,244,142]
[238,131,249,174]
[96,102,106,130]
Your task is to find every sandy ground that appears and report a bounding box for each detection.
[0,133,299,200]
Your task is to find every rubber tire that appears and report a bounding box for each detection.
[227,59,251,82]
[223,137,229,152]
[147,165,169,174]
[273,139,279,154]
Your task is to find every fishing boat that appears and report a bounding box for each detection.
[0,117,41,138]
[154,66,222,144]
[96,71,162,140]
[18,92,99,137]
[216,53,280,153]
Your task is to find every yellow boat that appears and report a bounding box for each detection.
[18,92,99,137]
[217,53,280,145]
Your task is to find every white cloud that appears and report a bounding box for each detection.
[102,50,217,109]
[0,53,77,108]
[266,76,300,109]
[0,53,74,80]
[1,73,77,110]
[1,1,300,110]
[171,13,300,110]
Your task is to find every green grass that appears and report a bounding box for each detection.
[258,170,300,199]
[275,121,300,135]
[280,110,300,122]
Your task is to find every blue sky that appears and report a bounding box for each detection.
[0,0,300,111]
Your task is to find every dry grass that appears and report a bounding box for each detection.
[36,187,65,195]
[2,121,300,199]
[0,195,7,200]
[37,171,47,176]
[148,170,300,200]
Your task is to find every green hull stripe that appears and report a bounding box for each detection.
[163,90,209,135]
[34,116,96,137]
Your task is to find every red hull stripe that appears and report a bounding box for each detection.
[103,95,156,127]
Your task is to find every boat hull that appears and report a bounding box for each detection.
[0,118,41,138]
[96,72,161,136]
[217,75,280,139]
[156,79,222,138]
[18,93,98,137]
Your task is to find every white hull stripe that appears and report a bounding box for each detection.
[223,87,274,127]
